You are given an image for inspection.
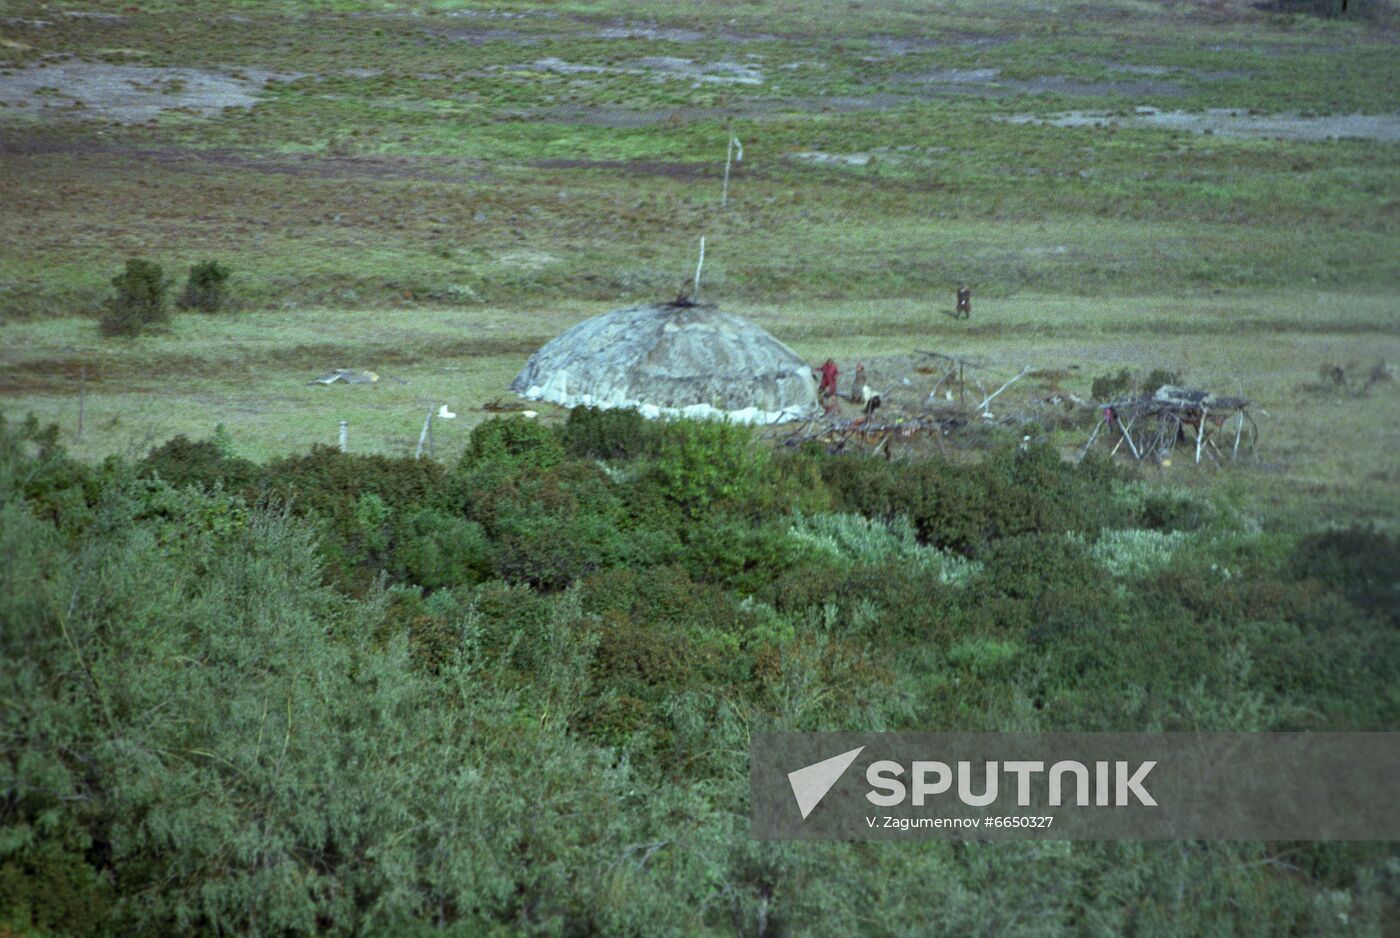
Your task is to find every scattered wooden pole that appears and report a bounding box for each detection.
[76,364,86,441]
[693,236,706,299]
[721,135,742,207]
[415,406,434,460]
[1081,415,1105,459]
[1194,407,1207,464]
[977,366,1032,414]
[338,419,348,453]
[1118,416,1141,460]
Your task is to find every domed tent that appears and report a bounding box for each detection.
[511,303,818,423]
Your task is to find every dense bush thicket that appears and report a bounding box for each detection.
[177,259,232,313]
[98,259,169,337]
[3,409,1397,935]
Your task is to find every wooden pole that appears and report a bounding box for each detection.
[1194,407,1207,464]
[721,135,741,207]
[338,419,348,453]
[693,236,706,299]
[1118,416,1141,460]
[1081,416,1105,459]
[977,366,1032,414]
[415,406,433,460]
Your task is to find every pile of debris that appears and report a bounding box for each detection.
[311,369,380,386]
[776,410,973,457]
[1084,385,1256,465]
[775,352,1038,457]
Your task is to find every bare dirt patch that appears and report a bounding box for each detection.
[0,60,292,123]
[863,32,1021,57]
[501,56,764,86]
[1005,109,1400,142]
[893,67,1188,98]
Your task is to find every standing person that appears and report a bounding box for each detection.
[851,363,866,404]
[956,285,972,319]
[818,358,840,409]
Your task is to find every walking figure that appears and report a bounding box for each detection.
[817,359,840,413]
[955,285,972,320]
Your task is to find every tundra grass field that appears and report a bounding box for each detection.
[2,0,1398,520]
[3,1,1400,935]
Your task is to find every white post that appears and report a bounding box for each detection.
[1195,407,1207,464]
[721,135,742,207]
[693,236,706,299]
[338,419,348,453]
[415,406,433,460]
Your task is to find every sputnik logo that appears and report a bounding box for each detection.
[787,746,865,820]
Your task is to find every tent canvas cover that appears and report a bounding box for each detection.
[511,303,818,424]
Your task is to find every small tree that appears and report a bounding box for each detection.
[1090,368,1134,403]
[178,259,231,313]
[100,258,168,337]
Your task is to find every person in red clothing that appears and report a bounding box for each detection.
[817,359,840,415]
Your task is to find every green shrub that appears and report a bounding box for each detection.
[651,419,772,518]
[980,443,1115,545]
[99,258,168,337]
[947,638,1023,680]
[562,406,660,460]
[392,508,493,590]
[483,461,632,590]
[0,833,114,937]
[1090,368,1134,402]
[140,433,262,492]
[463,416,564,468]
[576,565,763,750]
[787,512,982,586]
[1291,525,1400,626]
[820,443,1115,555]
[352,491,392,564]
[978,532,1100,603]
[177,258,232,312]
[828,559,957,641]
[1139,367,1182,395]
[820,452,986,553]
[679,517,823,595]
[1085,528,1190,578]
[263,446,445,518]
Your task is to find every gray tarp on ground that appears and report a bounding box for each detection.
[511,303,818,423]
